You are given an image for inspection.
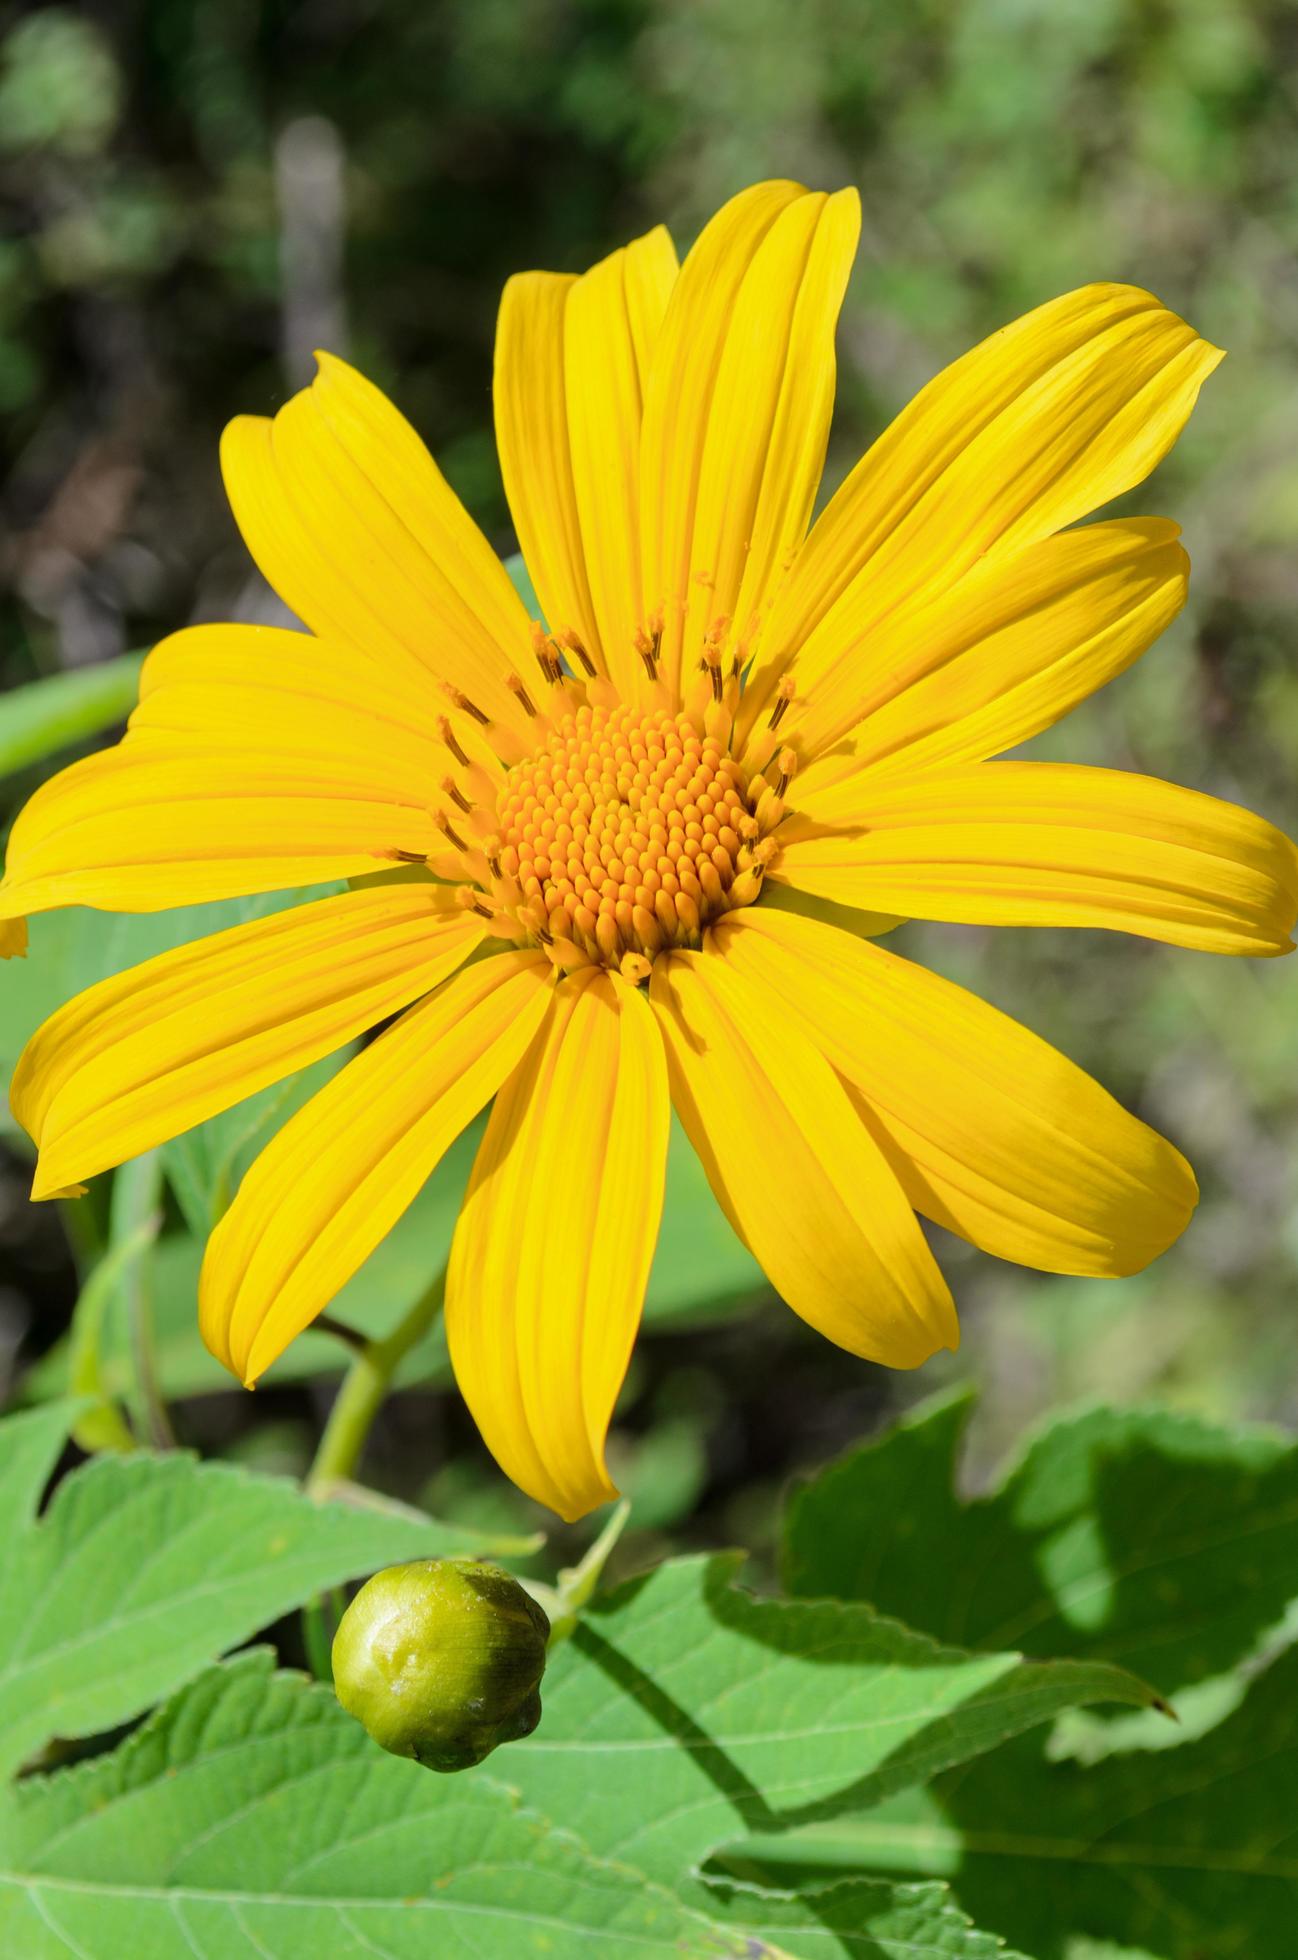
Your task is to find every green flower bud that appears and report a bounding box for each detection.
[332,1558,550,1772]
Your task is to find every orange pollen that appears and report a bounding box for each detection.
[489,701,762,971]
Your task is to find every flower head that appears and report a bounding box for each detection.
[4,181,1295,1520]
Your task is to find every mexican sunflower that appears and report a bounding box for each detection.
[3,180,1295,1522]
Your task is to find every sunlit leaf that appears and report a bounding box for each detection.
[771,1391,1298,1958]
[0,1401,535,1780]
[760,1652,1298,1960]
[702,1873,1032,1958]
[0,1651,752,1958]
[495,1551,1156,1904]
[783,1387,1298,1695]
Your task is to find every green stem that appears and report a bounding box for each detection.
[526,1498,633,1643]
[306,1268,446,1497]
[109,1153,174,1451]
[68,1216,162,1455]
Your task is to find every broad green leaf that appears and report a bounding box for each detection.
[777,1647,1298,1960]
[0,652,143,779]
[702,1874,1033,1958]
[0,1402,535,1779]
[773,1394,1298,1957]
[0,1651,754,1958]
[495,1553,1157,1900]
[783,1389,1298,1696]
[0,1402,88,1530]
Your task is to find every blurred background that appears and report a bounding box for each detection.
[2,0,1296,1570]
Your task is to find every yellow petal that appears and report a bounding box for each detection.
[649,947,956,1367]
[201,951,554,1385]
[778,761,1298,956]
[786,517,1189,771]
[137,619,442,734]
[565,226,679,691]
[13,885,482,1198]
[0,917,27,958]
[639,182,859,693]
[741,283,1222,743]
[494,272,594,657]
[713,907,1198,1276]
[446,969,669,1522]
[131,621,457,778]
[221,355,533,731]
[495,228,678,693]
[0,736,438,918]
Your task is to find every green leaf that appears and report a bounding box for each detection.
[789,1647,1298,1960]
[775,1394,1298,1957]
[0,1650,755,1958]
[783,1388,1298,1696]
[0,1403,86,1532]
[495,1553,1157,1901]
[702,1874,1034,1958]
[0,1402,536,1779]
[0,653,143,779]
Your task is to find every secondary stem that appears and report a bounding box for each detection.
[111,1152,175,1450]
[306,1267,446,1496]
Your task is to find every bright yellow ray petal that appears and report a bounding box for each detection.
[565,226,679,692]
[778,760,1298,956]
[200,951,554,1386]
[642,178,852,694]
[495,273,596,665]
[494,226,678,693]
[740,283,1222,745]
[446,969,669,1522]
[0,738,438,919]
[12,885,483,1199]
[786,517,1189,771]
[137,619,436,729]
[713,907,1198,1276]
[690,189,860,687]
[648,947,956,1367]
[131,621,458,776]
[221,356,533,732]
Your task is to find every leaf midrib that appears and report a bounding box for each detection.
[1,1872,720,1948]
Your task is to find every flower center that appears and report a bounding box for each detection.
[491,703,760,972]
[415,624,799,981]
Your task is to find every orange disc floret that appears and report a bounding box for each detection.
[491,703,756,966]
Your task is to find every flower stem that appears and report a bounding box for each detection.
[110,1152,175,1451]
[306,1268,446,1497]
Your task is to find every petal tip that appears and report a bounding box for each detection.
[552,1473,621,1528]
[30,1168,87,1203]
[0,914,28,959]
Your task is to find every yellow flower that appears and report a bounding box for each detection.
[3,180,1295,1521]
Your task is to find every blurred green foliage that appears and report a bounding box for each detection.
[2,0,1297,1535]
